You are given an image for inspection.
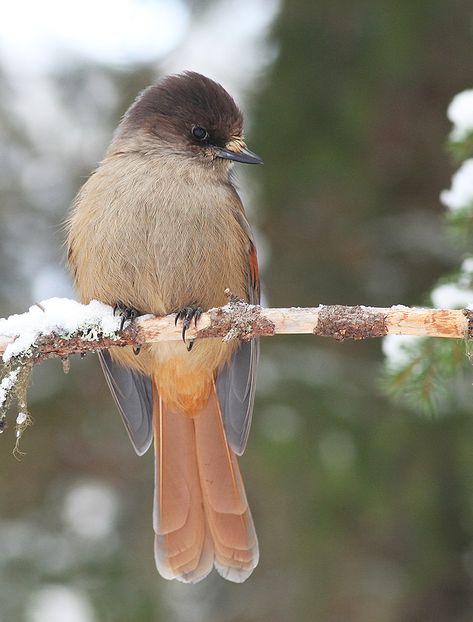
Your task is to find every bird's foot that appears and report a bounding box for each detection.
[113,303,140,331]
[175,305,203,351]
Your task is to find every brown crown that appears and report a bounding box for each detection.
[122,71,244,148]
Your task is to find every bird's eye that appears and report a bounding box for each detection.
[192,126,208,141]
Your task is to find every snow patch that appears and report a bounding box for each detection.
[440,159,473,211]
[0,368,20,407]
[26,585,96,622]
[382,334,422,367]
[461,257,473,274]
[447,89,473,141]
[0,298,120,363]
[62,481,119,541]
[431,283,473,309]
[16,412,27,425]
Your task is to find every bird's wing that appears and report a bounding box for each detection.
[98,350,154,455]
[217,208,260,456]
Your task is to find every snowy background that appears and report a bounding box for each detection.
[2,1,473,621]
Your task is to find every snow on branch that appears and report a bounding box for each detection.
[1,291,472,446]
[1,294,473,363]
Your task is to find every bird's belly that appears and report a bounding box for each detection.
[70,162,249,404]
[150,212,248,314]
[146,207,246,393]
[108,199,247,401]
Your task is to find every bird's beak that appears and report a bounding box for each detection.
[216,137,263,165]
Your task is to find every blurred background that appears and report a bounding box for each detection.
[1,1,473,620]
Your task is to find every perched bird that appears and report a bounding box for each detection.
[67,72,262,583]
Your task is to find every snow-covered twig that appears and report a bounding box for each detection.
[0,295,472,364]
[1,293,472,444]
[0,298,129,363]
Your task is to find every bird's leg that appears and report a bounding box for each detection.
[113,303,142,355]
[175,305,203,351]
[113,303,141,329]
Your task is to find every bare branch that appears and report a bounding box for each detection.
[0,297,472,364]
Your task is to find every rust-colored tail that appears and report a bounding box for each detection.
[153,382,258,583]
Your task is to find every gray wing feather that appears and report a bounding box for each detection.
[217,338,259,456]
[98,350,153,456]
[217,211,260,456]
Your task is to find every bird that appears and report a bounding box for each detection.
[67,71,262,583]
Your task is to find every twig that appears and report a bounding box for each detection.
[0,297,472,363]
[1,294,471,444]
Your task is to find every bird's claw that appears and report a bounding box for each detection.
[114,303,140,331]
[175,305,203,351]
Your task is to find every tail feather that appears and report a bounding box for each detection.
[208,512,257,557]
[153,382,258,583]
[194,389,247,514]
[194,385,259,582]
[153,394,213,583]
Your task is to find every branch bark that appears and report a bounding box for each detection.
[1,296,472,363]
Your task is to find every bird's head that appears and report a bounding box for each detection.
[115,71,262,167]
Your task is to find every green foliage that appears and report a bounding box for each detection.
[448,131,473,162]
[383,338,468,414]
[445,206,473,238]
[383,102,473,413]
